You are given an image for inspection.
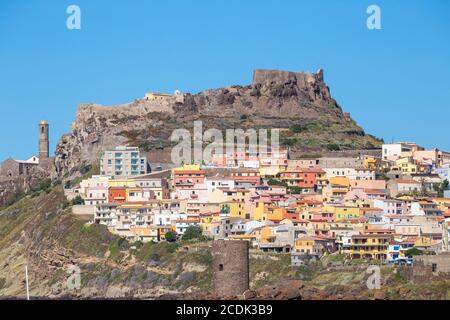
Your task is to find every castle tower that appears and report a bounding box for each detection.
[38,120,49,159]
[212,240,249,297]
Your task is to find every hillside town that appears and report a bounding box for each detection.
[66,142,450,267]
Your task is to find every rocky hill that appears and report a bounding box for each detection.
[54,69,381,178]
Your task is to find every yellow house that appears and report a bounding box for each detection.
[432,198,450,212]
[108,179,136,188]
[200,214,221,234]
[154,225,174,241]
[229,201,246,219]
[294,237,315,253]
[363,156,379,170]
[392,157,420,174]
[266,207,286,222]
[293,237,326,256]
[200,214,217,225]
[252,198,273,222]
[130,226,157,242]
[414,236,433,249]
[348,233,393,260]
[329,176,350,187]
[323,177,350,201]
[253,201,265,221]
[325,205,362,221]
[174,164,201,171]
[260,226,276,243]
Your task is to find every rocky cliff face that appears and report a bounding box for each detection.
[54,69,381,178]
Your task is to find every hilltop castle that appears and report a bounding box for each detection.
[144,90,185,104]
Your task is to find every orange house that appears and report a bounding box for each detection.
[266,207,287,222]
[260,226,276,243]
[108,187,127,203]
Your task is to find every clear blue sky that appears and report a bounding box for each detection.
[1,0,449,161]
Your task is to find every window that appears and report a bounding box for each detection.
[432,263,437,272]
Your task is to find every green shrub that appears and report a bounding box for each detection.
[288,186,302,194]
[182,225,205,241]
[71,195,85,205]
[267,178,286,186]
[109,237,129,262]
[283,138,298,147]
[405,247,423,257]
[135,241,180,262]
[289,124,304,133]
[326,143,341,151]
[30,179,52,193]
[165,231,177,242]
[295,265,315,281]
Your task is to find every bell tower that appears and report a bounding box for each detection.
[39,120,49,159]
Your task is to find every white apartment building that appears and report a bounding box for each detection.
[100,146,148,178]
[382,142,418,160]
[324,168,375,180]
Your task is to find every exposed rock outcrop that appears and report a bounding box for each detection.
[54,69,381,178]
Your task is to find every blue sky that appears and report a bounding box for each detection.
[0,0,449,161]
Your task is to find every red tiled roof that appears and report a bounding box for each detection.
[363,189,386,195]
[396,180,419,184]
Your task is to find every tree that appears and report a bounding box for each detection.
[444,179,450,190]
[405,247,423,257]
[182,225,204,241]
[434,179,449,198]
[267,178,280,186]
[288,186,302,194]
[165,231,177,242]
[71,195,85,205]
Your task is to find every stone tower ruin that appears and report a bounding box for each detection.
[212,240,249,297]
[38,120,49,159]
